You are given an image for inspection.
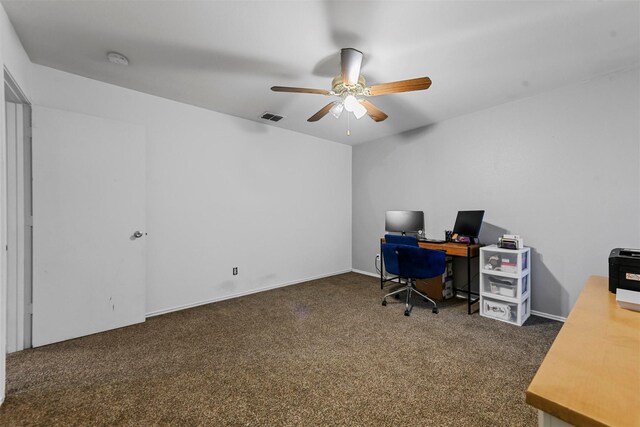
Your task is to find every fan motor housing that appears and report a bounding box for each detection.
[331,75,368,96]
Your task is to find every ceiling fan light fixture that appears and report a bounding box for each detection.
[271,48,431,130]
[343,95,367,119]
[352,103,367,119]
[343,95,359,112]
[330,102,344,119]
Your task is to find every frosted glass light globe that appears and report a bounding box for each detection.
[343,95,359,112]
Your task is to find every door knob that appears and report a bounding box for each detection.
[133,231,143,239]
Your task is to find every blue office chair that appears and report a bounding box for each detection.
[382,234,446,316]
[384,234,419,247]
[380,234,418,288]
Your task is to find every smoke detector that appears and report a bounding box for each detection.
[107,52,129,66]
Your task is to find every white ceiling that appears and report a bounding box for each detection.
[3,0,639,145]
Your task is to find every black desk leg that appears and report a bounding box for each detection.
[380,242,384,289]
[466,249,481,315]
[467,251,472,314]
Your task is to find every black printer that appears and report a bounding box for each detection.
[609,248,640,293]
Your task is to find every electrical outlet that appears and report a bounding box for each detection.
[233,267,238,275]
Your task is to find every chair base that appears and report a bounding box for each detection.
[382,279,438,316]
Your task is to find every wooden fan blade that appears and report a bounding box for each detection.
[307,102,335,122]
[341,48,363,86]
[271,86,330,95]
[367,77,432,96]
[360,100,388,122]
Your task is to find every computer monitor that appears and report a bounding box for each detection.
[452,210,485,238]
[385,211,424,235]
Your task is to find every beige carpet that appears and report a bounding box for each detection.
[0,272,561,426]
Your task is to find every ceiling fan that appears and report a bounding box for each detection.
[271,48,432,132]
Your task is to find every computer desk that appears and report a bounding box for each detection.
[380,240,481,314]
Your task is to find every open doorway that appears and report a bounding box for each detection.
[4,70,32,352]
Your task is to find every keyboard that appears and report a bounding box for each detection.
[418,238,447,244]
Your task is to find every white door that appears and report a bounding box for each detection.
[32,106,146,347]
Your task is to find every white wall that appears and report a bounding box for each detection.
[0,4,32,404]
[353,67,640,318]
[31,64,352,316]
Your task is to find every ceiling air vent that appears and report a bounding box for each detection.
[261,112,283,122]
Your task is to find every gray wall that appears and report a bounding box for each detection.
[353,67,640,318]
[32,64,353,316]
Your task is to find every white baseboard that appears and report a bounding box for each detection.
[145,269,352,318]
[351,268,379,278]
[152,268,568,323]
[531,310,566,323]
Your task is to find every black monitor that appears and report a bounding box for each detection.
[453,210,485,238]
[385,211,424,235]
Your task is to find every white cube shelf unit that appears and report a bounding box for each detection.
[480,245,531,326]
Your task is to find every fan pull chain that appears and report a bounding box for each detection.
[347,112,351,136]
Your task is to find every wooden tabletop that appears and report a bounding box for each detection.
[418,241,480,258]
[526,276,640,427]
[380,238,480,258]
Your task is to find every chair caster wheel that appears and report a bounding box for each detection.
[432,308,439,314]
[382,300,387,306]
[404,310,410,316]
